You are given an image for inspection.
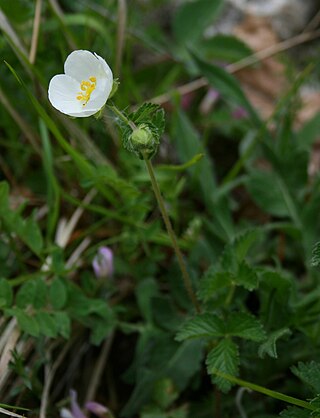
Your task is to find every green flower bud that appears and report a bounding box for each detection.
[126,123,159,159]
[131,125,153,146]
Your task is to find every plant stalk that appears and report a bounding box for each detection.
[214,370,316,411]
[143,154,200,313]
[108,103,200,312]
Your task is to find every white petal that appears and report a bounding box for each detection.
[48,74,83,116]
[60,408,74,418]
[64,50,112,83]
[94,52,113,83]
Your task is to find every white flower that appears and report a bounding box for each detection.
[48,50,113,118]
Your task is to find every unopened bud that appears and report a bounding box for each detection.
[127,123,159,159]
[131,124,153,146]
[92,247,113,279]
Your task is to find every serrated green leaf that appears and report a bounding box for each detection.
[291,362,320,395]
[259,328,291,359]
[233,230,259,263]
[206,339,239,392]
[226,312,266,342]
[16,281,36,308]
[236,261,258,290]
[35,311,58,338]
[280,406,310,418]
[176,313,224,341]
[311,242,320,267]
[49,277,67,310]
[132,103,165,137]
[198,271,233,301]
[173,0,223,44]
[220,245,238,272]
[0,278,13,308]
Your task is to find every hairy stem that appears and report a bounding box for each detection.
[214,370,316,411]
[143,154,200,313]
[108,103,200,312]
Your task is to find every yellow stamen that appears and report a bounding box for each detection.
[76,76,97,106]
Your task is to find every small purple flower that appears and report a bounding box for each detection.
[92,247,114,279]
[70,390,87,418]
[199,88,220,114]
[232,107,248,120]
[85,402,109,416]
[60,390,111,418]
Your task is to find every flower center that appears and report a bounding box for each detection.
[76,76,96,106]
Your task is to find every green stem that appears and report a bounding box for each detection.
[108,104,136,130]
[108,103,200,313]
[143,154,201,313]
[214,370,316,411]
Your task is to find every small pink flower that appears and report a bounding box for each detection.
[92,247,114,279]
[60,390,110,418]
[85,402,109,416]
[232,107,248,120]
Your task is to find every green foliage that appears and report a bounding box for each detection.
[173,0,224,45]
[206,338,239,392]
[176,313,224,340]
[118,103,165,159]
[198,34,253,62]
[280,407,310,418]
[258,328,292,359]
[199,230,260,301]
[0,181,43,255]
[176,311,265,342]
[0,278,13,308]
[291,362,320,394]
[1,1,320,417]
[191,52,261,127]
[311,241,320,267]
